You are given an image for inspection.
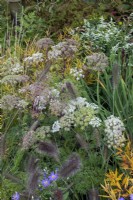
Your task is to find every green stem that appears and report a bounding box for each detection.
[97,72,100,107]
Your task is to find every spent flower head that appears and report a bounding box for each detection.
[35,37,54,49]
[48,39,78,60]
[86,53,109,72]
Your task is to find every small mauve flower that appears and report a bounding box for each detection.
[41,179,50,187]
[48,172,58,181]
[130,194,133,200]
[118,197,125,200]
[12,192,20,200]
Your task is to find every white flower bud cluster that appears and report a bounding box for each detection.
[70,67,85,81]
[35,126,50,140]
[64,97,99,113]
[10,63,24,74]
[60,113,75,131]
[104,115,126,148]
[24,52,44,64]
[89,117,102,128]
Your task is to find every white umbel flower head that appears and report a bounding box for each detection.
[70,67,84,81]
[89,117,102,127]
[104,115,126,148]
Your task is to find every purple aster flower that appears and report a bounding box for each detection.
[130,194,133,200]
[12,192,20,200]
[118,197,125,200]
[41,179,50,187]
[48,172,58,182]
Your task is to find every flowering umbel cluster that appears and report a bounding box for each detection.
[1,95,28,110]
[70,67,85,80]
[1,57,24,76]
[51,97,100,132]
[104,115,126,148]
[24,52,44,64]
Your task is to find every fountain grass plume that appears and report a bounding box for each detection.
[37,141,59,158]
[59,153,81,178]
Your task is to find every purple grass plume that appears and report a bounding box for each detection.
[76,133,88,151]
[27,155,39,173]
[27,170,40,194]
[54,189,63,200]
[66,81,77,99]
[37,141,59,159]
[59,153,81,178]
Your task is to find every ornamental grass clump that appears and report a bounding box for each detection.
[104,115,126,148]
